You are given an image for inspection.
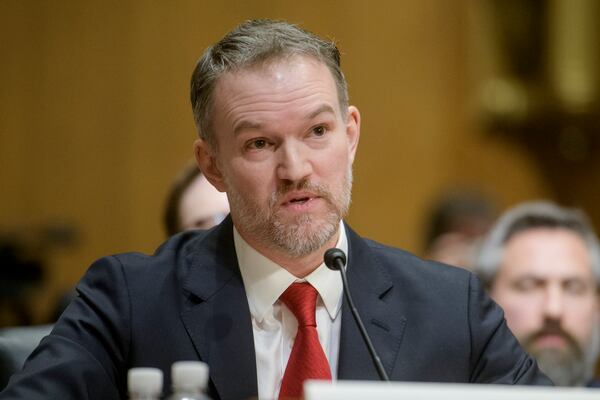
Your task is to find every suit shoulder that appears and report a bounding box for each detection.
[362,237,473,286]
[109,229,208,268]
[81,229,211,289]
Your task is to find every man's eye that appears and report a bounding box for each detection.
[248,139,267,149]
[564,279,588,295]
[312,126,326,136]
[512,278,542,292]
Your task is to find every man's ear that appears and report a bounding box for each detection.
[194,139,227,192]
[345,105,361,163]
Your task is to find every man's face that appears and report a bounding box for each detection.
[490,227,600,386]
[195,56,360,257]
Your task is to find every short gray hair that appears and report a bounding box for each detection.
[190,19,349,148]
[475,201,600,289]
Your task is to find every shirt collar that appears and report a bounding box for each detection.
[234,222,348,323]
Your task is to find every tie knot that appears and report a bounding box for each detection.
[280,282,318,327]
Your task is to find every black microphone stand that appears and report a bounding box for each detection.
[324,248,390,381]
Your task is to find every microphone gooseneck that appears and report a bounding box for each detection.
[324,248,390,381]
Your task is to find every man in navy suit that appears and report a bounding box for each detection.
[0,19,550,400]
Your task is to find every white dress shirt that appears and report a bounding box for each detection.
[234,224,347,400]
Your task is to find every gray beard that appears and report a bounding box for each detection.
[268,208,341,257]
[226,167,352,258]
[529,323,600,387]
[534,347,588,386]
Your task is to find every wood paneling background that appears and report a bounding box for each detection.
[2,0,584,323]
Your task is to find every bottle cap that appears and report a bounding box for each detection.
[172,361,209,391]
[128,367,163,395]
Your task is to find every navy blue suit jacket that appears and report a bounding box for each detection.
[0,218,550,399]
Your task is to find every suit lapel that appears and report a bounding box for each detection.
[180,218,258,400]
[337,225,407,380]
[178,218,406,395]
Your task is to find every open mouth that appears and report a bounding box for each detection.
[289,197,311,205]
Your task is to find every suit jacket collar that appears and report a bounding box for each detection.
[180,216,258,400]
[179,218,407,398]
[338,225,407,380]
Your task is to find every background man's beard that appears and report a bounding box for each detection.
[227,168,352,257]
[532,347,587,386]
[524,321,600,386]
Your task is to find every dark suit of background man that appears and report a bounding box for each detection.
[0,19,551,400]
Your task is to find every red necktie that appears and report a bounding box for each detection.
[278,282,332,399]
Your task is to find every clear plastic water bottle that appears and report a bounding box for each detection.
[128,367,163,400]
[169,361,211,400]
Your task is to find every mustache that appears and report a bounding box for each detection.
[270,179,332,206]
[524,320,581,354]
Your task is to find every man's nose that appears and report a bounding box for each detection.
[276,142,312,182]
[543,285,565,320]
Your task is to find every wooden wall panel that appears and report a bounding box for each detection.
[1,0,557,322]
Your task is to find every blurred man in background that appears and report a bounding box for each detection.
[163,161,230,236]
[476,201,600,386]
[423,189,495,270]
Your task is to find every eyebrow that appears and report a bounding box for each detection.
[306,104,336,119]
[233,104,337,136]
[233,120,263,136]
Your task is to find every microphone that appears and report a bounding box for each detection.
[324,248,390,381]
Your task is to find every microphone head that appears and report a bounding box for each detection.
[324,248,347,271]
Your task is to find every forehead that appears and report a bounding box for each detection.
[211,56,340,122]
[219,54,335,86]
[499,227,593,278]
